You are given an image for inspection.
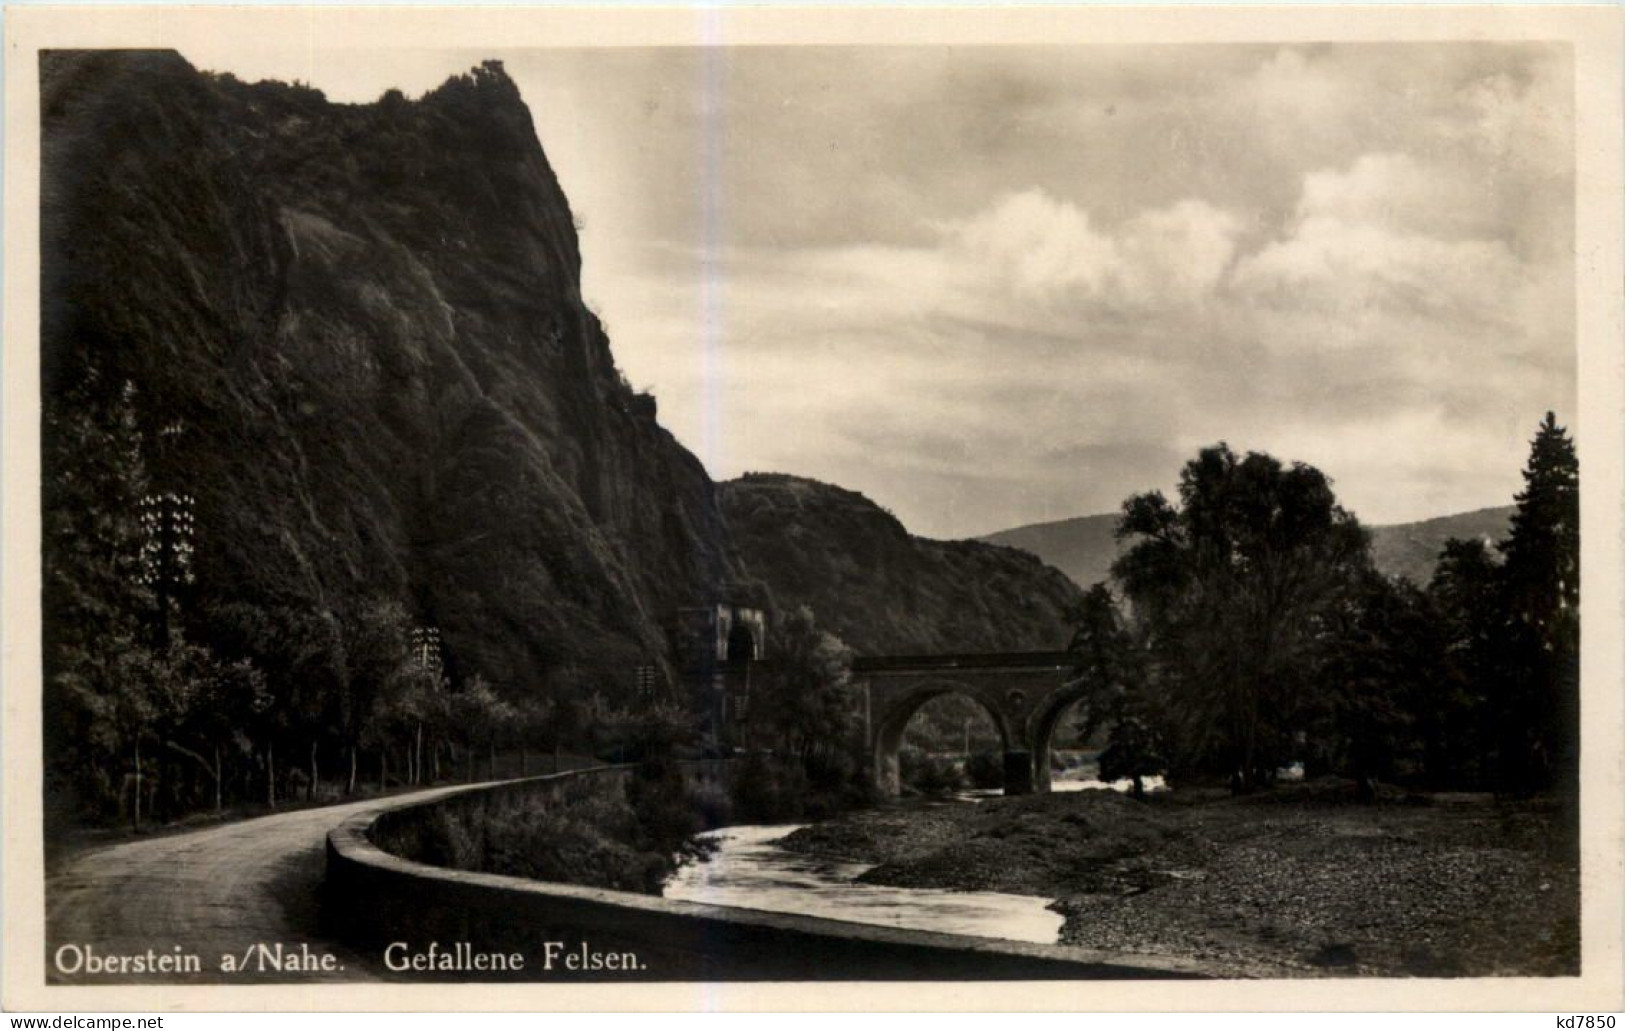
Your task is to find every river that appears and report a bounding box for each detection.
[661,823,1066,944]
[962,771,1168,799]
[660,766,1168,944]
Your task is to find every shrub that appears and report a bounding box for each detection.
[398,775,688,894]
[900,749,963,796]
[626,759,700,855]
[728,752,809,822]
[965,750,1004,789]
[687,779,734,830]
[408,806,484,870]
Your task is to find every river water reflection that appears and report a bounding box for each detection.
[661,767,1173,944]
[661,824,1065,944]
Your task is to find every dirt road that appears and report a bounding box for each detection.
[45,783,486,984]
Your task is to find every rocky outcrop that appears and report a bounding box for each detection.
[721,474,1082,654]
[41,52,1082,719]
[42,51,738,693]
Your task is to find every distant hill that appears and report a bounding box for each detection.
[977,514,1125,594]
[1369,506,1515,585]
[721,474,1083,656]
[979,506,1517,589]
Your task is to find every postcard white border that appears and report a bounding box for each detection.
[4,4,1621,1013]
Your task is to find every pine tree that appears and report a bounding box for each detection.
[1495,412,1579,795]
[1066,583,1163,798]
[1428,537,1502,787]
[1502,412,1580,615]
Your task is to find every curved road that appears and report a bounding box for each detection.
[46,783,488,984]
[45,774,1213,986]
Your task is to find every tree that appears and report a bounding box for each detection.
[1098,717,1165,800]
[1111,444,1372,790]
[752,606,856,778]
[1065,584,1163,798]
[1427,537,1503,786]
[43,377,156,821]
[449,676,514,781]
[1067,584,1136,729]
[1308,572,1453,798]
[619,698,706,872]
[542,667,600,771]
[165,650,269,813]
[513,696,554,776]
[1495,412,1580,796]
[59,636,160,828]
[364,656,434,792]
[398,668,447,785]
[338,600,414,794]
[57,629,257,826]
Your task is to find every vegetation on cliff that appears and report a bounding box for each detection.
[42,52,746,826]
[41,53,1086,834]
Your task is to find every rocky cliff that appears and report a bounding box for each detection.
[42,51,741,695]
[43,52,1085,713]
[721,475,1083,655]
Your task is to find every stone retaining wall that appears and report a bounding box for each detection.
[323,764,1211,981]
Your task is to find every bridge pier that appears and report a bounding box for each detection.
[874,749,902,799]
[1033,755,1052,793]
[1003,750,1035,795]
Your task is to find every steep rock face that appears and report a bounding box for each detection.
[41,51,1084,707]
[720,475,1083,655]
[41,51,737,692]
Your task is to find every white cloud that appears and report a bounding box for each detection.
[1117,200,1243,305]
[941,189,1241,314]
[1297,152,1493,239]
[1228,152,1548,337]
[1230,215,1525,323]
[943,190,1117,303]
[172,42,1576,538]
[522,49,1572,537]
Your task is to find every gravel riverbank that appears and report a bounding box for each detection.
[778,783,1578,978]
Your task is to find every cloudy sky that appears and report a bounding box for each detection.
[184,42,1575,539]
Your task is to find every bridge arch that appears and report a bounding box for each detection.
[856,652,1077,798]
[1028,679,1096,793]
[871,680,1013,798]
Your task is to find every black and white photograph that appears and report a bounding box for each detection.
[4,4,1622,1014]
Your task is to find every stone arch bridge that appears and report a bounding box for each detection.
[851,651,1083,796]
